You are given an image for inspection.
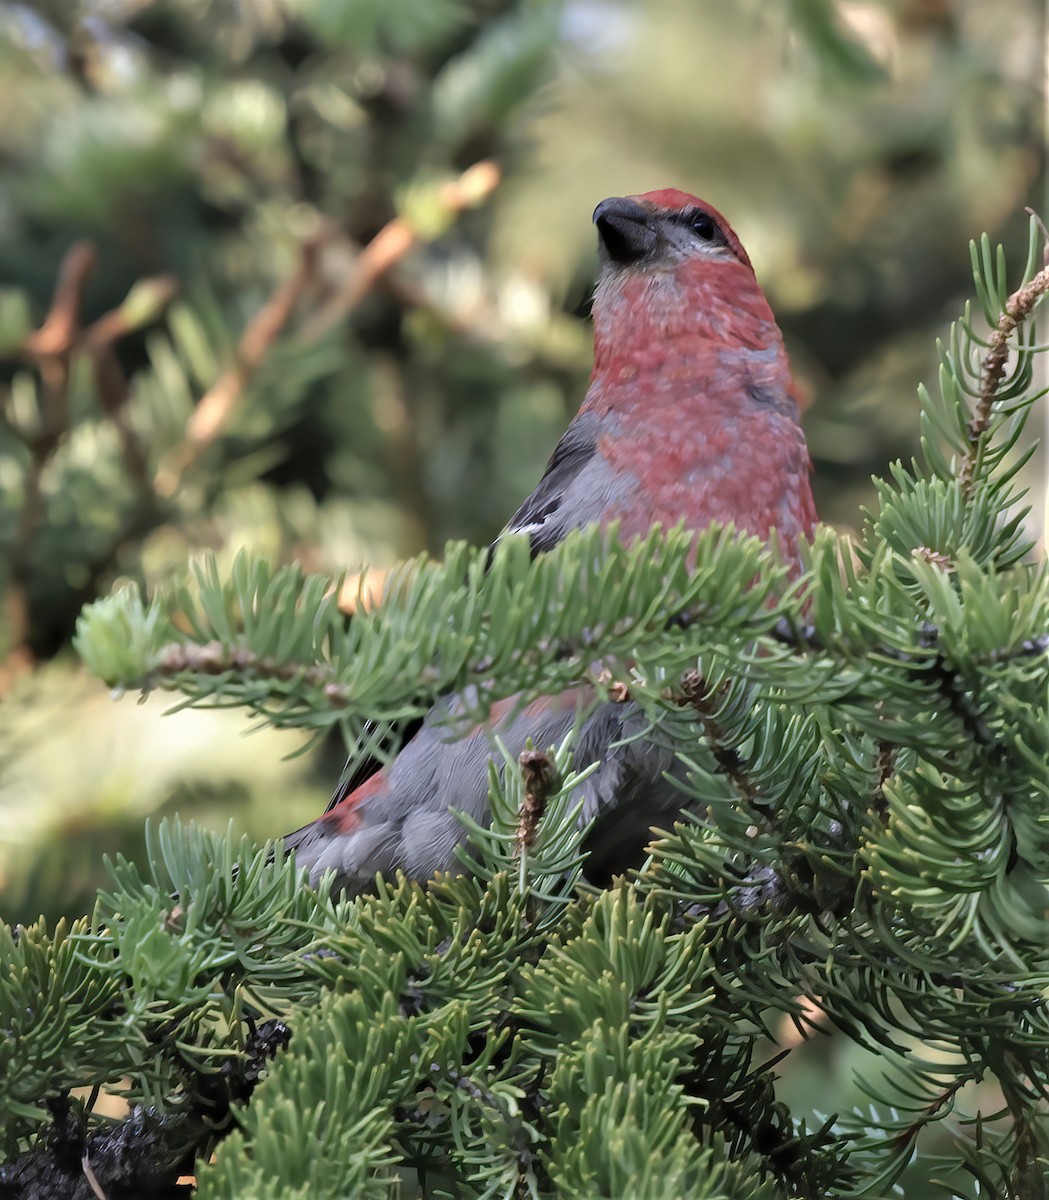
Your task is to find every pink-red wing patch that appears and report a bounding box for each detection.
[325,770,388,832]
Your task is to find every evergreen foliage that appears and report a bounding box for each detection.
[3,214,1049,1196]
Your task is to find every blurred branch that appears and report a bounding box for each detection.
[84,277,181,356]
[23,241,96,361]
[678,670,761,809]
[0,159,501,680]
[3,243,95,682]
[154,234,325,498]
[300,161,502,343]
[153,161,500,500]
[1,245,178,685]
[85,276,180,505]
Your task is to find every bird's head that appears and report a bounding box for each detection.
[589,188,777,361]
[593,189,752,274]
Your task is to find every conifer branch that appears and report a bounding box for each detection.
[75,525,790,739]
[960,224,1049,497]
[678,669,761,809]
[516,749,559,856]
[893,1078,966,1158]
[154,641,345,700]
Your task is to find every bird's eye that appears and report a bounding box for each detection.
[690,212,716,240]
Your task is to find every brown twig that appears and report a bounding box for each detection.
[154,235,324,496]
[516,749,559,856]
[156,641,338,690]
[19,241,96,453]
[300,160,501,343]
[890,1078,965,1158]
[678,669,761,807]
[960,221,1049,497]
[23,241,96,361]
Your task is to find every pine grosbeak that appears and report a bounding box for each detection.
[286,189,817,893]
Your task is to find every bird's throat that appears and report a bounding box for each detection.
[591,260,782,380]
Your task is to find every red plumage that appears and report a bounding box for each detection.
[285,190,817,893]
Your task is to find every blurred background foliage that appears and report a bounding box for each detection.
[0,0,1043,1189]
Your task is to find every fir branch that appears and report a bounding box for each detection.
[678,669,761,809]
[154,641,343,700]
[891,1077,966,1158]
[75,525,789,739]
[960,227,1049,497]
[0,1018,292,1200]
[772,608,1049,675]
[22,202,1049,1198]
[924,647,996,748]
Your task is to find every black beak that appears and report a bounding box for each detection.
[593,197,658,264]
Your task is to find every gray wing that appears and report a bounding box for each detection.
[328,412,613,814]
[502,410,605,554]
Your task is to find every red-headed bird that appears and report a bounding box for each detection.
[286,189,818,893]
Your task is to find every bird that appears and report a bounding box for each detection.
[285,188,818,894]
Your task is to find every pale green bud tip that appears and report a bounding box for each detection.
[73,586,169,686]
